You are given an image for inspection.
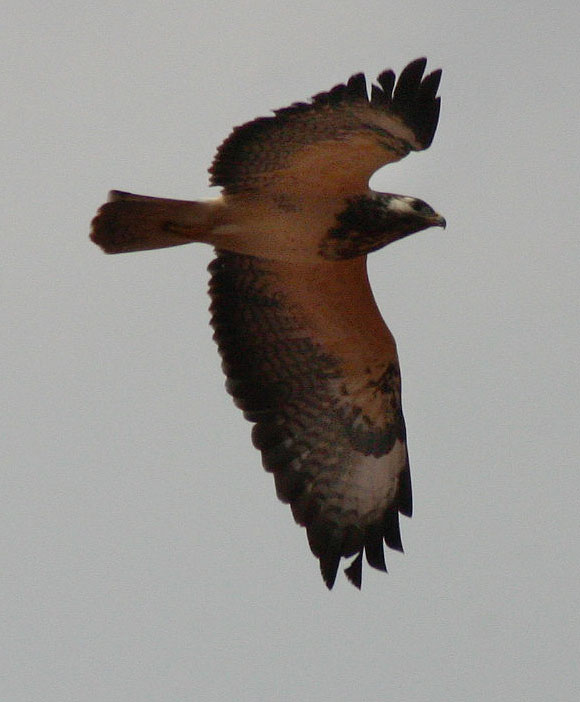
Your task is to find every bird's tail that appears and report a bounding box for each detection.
[90,190,224,254]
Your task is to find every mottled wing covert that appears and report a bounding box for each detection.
[208,251,412,588]
[210,58,441,196]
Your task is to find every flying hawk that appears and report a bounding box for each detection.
[91,58,445,589]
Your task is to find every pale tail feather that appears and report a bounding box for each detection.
[90,190,222,254]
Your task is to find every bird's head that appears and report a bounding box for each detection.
[376,193,446,234]
[320,192,445,260]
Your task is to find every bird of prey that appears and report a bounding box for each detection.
[91,58,445,589]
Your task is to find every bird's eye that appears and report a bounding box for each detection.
[411,201,432,215]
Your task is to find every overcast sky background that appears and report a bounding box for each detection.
[4,2,580,700]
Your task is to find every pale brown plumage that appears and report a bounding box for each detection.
[91,58,445,589]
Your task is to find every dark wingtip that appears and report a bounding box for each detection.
[397,461,413,517]
[421,96,441,148]
[419,69,443,101]
[383,510,404,553]
[364,524,388,572]
[320,552,341,590]
[376,69,395,98]
[397,57,428,88]
[346,72,368,100]
[344,551,363,589]
[371,58,442,150]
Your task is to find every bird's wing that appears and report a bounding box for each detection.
[208,251,411,589]
[210,58,441,197]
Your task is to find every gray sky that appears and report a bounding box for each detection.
[4,1,580,700]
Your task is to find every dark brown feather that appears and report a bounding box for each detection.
[208,251,411,588]
[209,59,441,194]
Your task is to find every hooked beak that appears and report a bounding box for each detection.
[431,212,446,229]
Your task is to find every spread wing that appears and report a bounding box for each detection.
[209,251,412,589]
[210,58,441,196]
